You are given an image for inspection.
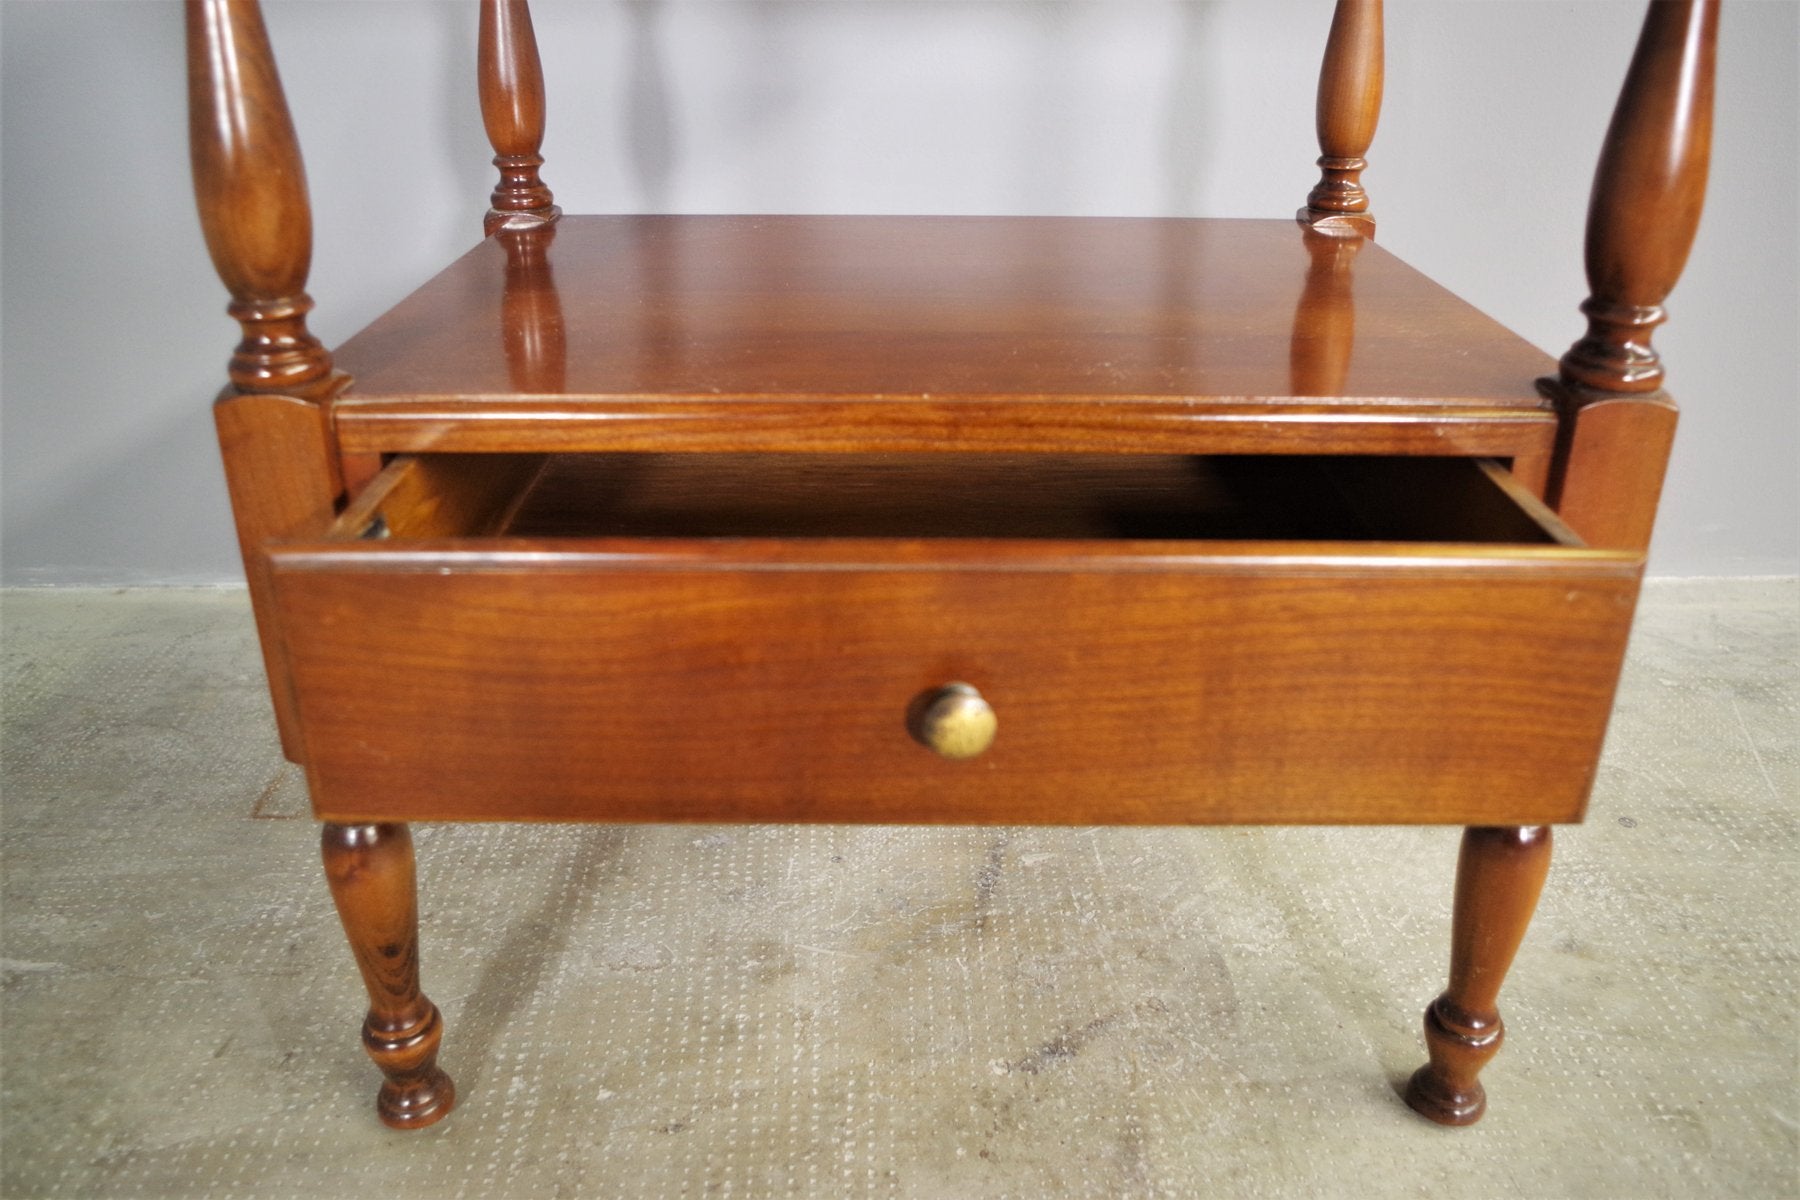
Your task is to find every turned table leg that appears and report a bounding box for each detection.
[321,822,456,1130]
[1405,825,1552,1126]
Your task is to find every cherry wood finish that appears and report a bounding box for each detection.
[188,0,351,759]
[331,213,1553,405]
[185,0,1719,1130]
[186,0,338,401]
[499,224,567,392]
[274,549,1636,825]
[1406,826,1554,1126]
[339,396,1555,461]
[336,216,1542,407]
[1300,0,1382,237]
[213,393,343,759]
[1289,228,1363,397]
[321,823,456,1129]
[1546,0,1717,552]
[479,0,559,235]
[268,454,1637,827]
[335,452,543,541]
[1559,1,1717,398]
[329,215,1562,462]
[1542,390,1678,552]
[1403,0,1721,1125]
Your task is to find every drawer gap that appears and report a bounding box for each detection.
[335,453,1577,546]
[345,453,1571,545]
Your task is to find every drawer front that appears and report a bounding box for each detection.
[269,541,1639,825]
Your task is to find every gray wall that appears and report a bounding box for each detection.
[3,0,1794,583]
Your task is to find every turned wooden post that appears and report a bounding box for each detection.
[187,0,349,761]
[188,0,337,400]
[1406,826,1553,1126]
[190,4,453,1130]
[1543,0,1719,551]
[322,824,457,1130]
[1299,0,1382,237]
[480,0,561,235]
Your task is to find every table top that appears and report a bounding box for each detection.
[332,215,1556,410]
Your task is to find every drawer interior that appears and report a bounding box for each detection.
[335,453,1581,547]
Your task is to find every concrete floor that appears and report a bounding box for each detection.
[1,580,1794,1198]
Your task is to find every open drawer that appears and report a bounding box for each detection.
[267,453,1641,825]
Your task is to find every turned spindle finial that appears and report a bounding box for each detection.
[480,0,561,236]
[1299,0,1383,237]
[1559,0,1718,394]
[186,0,336,398]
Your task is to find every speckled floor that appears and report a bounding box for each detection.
[1,581,1794,1199]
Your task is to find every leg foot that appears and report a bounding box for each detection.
[322,822,457,1130]
[1405,825,1551,1127]
[364,1002,456,1130]
[1404,999,1500,1125]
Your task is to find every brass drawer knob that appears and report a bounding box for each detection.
[914,683,997,760]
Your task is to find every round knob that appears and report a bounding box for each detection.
[914,683,997,760]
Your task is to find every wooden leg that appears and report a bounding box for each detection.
[1405,825,1552,1126]
[321,822,456,1130]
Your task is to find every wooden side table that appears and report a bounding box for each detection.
[186,0,1718,1130]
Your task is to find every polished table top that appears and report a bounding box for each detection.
[332,215,1555,410]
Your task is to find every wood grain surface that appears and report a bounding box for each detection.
[320,822,456,1129]
[270,456,1638,827]
[328,216,1559,457]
